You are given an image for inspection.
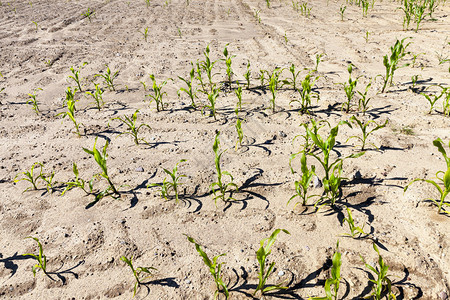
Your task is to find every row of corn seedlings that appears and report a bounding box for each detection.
[22,229,397,299]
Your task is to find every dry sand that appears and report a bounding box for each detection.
[1,0,450,299]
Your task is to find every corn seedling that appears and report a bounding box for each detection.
[309,241,341,300]
[314,53,325,72]
[144,0,150,7]
[195,61,208,94]
[291,71,320,114]
[361,243,396,300]
[339,5,346,21]
[121,256,156,297]
[210,131,238,204]
[254,9,261,23]
[202,84,220,120]
[148,159,186,203]
[357,81,373,115]
[379,37,411,93]
[235,107,244,150]
[68,62,87,92]
[14,162,44,192]
[340,64,359,113]
[442,88,450,116]
[222,44,235,89]
[235,84,243,111]
[266,0,270,8]
[365,30,371,43]
[347,116,388,151]
[404,138,450,214]
[421,85,446,114]
[147,74,172,112]
[141,27,149,42]
[243,60,251,89]
[288,151,317,207]
[62,162,95,196]
[96,66,119,92]
[23,237,49,278]
[83,138,120,200]
[253,229,290,296]
[304,120,364,206]
[86,83,105,110]
[342,207,368,238]
[27,88,42,115]
[185,235,229,299]
[32,21,38,32]
[300,2,312,17]
[361,0,369,16]
[268,68,283,113]
[177,26,182,38]
[111,110,151,145]
[259,69,269,88]
[81,7,95,22]
[40,169,56,194]
[284,32,289,44]
[292,0,300,12]
[178,65,198,109]
[410,74,419,89]
[200,44,219,91]
[282,63,301,90]
[58,92,82,137]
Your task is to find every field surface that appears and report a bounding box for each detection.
[1,0,450,299]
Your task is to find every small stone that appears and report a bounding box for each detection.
[311,176,322,188]
[185,279,191,284]
[278,270,285,276]
[305,245,310,251]
[279,131,287,138]
[353,170,362,180]
[135,166,144,172]
[440,291,448,300]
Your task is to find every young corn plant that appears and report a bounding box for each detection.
[309,241,341,300]
[243,60,251,89]
[268,68,283,113]
[254,9,261,23]
[443,87,450,116]
[282,63,301,90]
[304,120,364,206]
[23,237,50,278]
[202,84,220,120]
[342,207,369,238]
[235,85,243,111]
[27,88,42,115]
[178,65,198,109]
[185,235,229,299]
[58,93,82,137]
[404,138,450,215]
[83,138,120,201]
[288,151,317,207]
[121,256,156,297]
[200,44,219,91]
[421,85,446,114]
[81,7,95,22]
[380,37,411,93]
[96,66,119,92]
[195,61,208,95]
[68,63,87,92]
[235,107,244,150]
[147,74,172,111]
[86,83,105,110]
[339,5,346,21]
[357,81,373,115]
[291,72,320,114]
[148,159,186,203]
[141,27,149,42]
[222,44,235,89]
[253,229,290,296]
[347,116,388,151]
[361,244,396,300]
[340,64,359,113]
[62,162,95,196]
[314,53,325,73]
[14,162,44,192]
[111,110,151,145]
[210,131,238,205]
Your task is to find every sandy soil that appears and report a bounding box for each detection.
[1,0,450,299]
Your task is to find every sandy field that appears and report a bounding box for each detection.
[1,0,450,299]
